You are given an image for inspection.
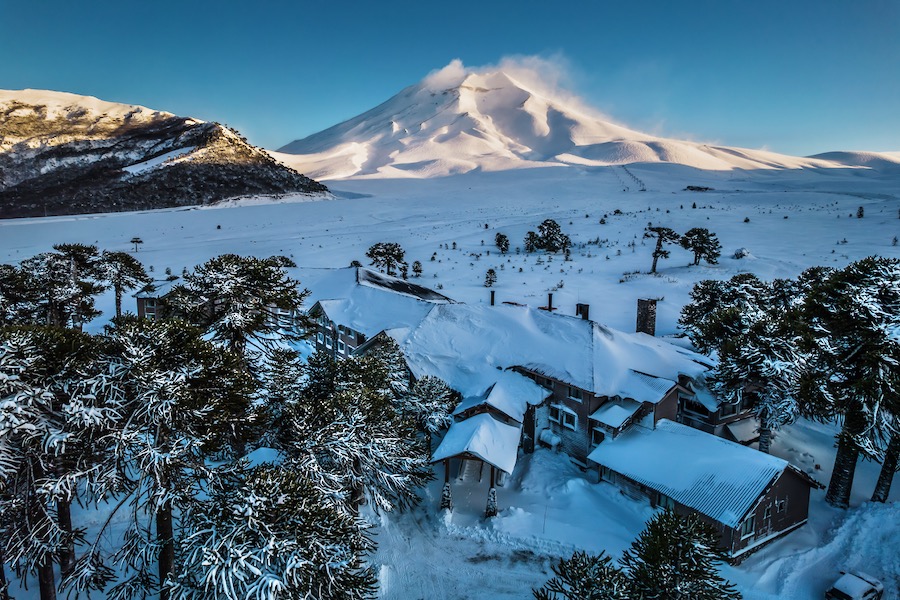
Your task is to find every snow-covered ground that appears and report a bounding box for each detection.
[1,162,899,598]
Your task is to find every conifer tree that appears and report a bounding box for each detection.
[397,375,455,447]
[495,232,510,254]
[800,257,900,508]
[620,510,740,600]
[679,227,722,266]
[484,268,497,287]
[365,242,406,277]
[533,551,629,600]
[84,317,251,600]
[98,251,151,318]
[171,463,377,600]
[643,226,681,274]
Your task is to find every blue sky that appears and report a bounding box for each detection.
[1,0,897,155]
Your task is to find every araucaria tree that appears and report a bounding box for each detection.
[644,226,681,273]
[533,551,630,600]
[524,220,572,254]
[170,254,310,360]
[679,227,722,266]
[98,250,151,318]
[800,257,900,508]
[484,268,497,287]
[86,317,251,600]
[533,511,740,600]
[366,242,407,277]
[279,348,431,513]
[170,463,377,600]
[495,232,510,254]
[620,510,740,600]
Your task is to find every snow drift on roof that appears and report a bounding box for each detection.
[590,399,642,429]
[432,413,522,474]
[399,303,708,400]
[588,420,791,528]
[453,370,551,423]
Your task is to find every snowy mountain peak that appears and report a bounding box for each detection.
[275,59,895,180]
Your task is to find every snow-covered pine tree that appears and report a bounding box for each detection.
[85,317,251,600]
[0,327,109,600]
[281,350,431,514]
[679,227,722,266]
[0,263,41,326]
[532,551,630,600]
[643,226,681,274]
[800,257,900,508]
[536,219,572,253]
[679,273,769,354]
[98,251,151,318]
[524,231,539,253]
[170,463,376,600]
[495,232,510,254]
[620,510,740,600]
[484,268,497,287]
[169,254,310,361]
[397,375,455,447]
[365,242,406,277]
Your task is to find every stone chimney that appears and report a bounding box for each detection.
[576,303,590,321]
[636,299,657,336]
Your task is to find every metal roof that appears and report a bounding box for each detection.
[588,419,796,528]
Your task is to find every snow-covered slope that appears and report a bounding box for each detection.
[276,61,878,180]
[0,89,327,218]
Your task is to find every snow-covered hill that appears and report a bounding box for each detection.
[0,89,327,218]
[275,61,896,180]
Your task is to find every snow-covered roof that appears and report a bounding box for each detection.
[134,278,180,298]
[302,267,453,309]
[590,398,642,429]
[398,303,709,400]
[453,370,551,423]
[587,419,793,528]
[432,413,522,474]
[305,267,452,338]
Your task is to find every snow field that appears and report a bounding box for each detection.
[1,162,898,599]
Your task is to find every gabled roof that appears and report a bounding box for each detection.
[398,303,709,401]
[590,398,642,429]
[305,267,452,338]
[453,370,551,423]
[134,278,180,299]
[431,413,522,474]
[588,419,808,528]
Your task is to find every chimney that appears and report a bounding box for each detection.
[490,290,496,306]
[576,303,590,320]
[548,293,553,312]
[636,299,657,336]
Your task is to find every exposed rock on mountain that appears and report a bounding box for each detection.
[0,89,327,218]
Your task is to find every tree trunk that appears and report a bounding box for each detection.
[37,552,56,600]
[758,425,772,454]
[157,504,174,600]
[0,551,10,600]
[114,284,122,318]
[57,499,75,578]
[826,409,866,508]
[871,430,900,503]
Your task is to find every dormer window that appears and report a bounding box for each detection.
[568,386,584,402]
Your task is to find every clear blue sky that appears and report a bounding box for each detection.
[1,0,897,156]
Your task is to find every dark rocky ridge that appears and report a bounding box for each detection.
[0,92,327,218]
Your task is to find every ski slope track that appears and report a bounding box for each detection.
[276,61,900,180]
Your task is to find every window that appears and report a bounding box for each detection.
[740,515,755,539]
[567,386,584,402]
[549,405,561,423]
[316,332,324,344]
[658,493,676,511]
[145,299,157,308]
[776,499,787,513]
[549,405,576,431]
[764,506,772,521]
[338,340,346,354]
[600,466,613,482]
[325,336,333,349]
[720,401,739,417]
[591,428,605,447]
